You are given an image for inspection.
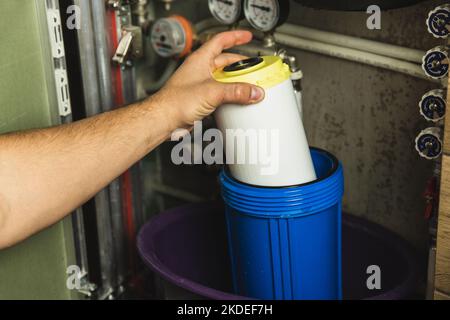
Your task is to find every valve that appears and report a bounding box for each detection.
[415,127,443,160]
[419,89,446,122]
[427,4,450,38]
[150,15,195,58]
[113,31,134,65]
[422,46,450,79]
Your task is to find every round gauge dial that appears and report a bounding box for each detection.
[150,16,194,58]
[209,0,243,25]
[244,0,288,32]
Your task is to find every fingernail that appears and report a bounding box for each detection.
[250,87,264,101]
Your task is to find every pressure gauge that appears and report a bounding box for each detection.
[244,0,289,32]
[209,0,243,25]
[427,4,450,38]
[422,46,450,79]
[415,127,443,160]
[419,89,446,122]
[150,15,194,58]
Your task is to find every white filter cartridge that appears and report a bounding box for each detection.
[214,56,317,187]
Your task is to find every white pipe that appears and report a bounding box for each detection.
[272,33,436,82]
[278,24,425,64]
[199,19,425,64]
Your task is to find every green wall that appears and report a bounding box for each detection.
[0,0,78,300]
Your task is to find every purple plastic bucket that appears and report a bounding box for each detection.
[137,202,419,300]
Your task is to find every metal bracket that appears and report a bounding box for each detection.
[44,0,72,117]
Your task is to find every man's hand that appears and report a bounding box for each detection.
[153,30,265,131]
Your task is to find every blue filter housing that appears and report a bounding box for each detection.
[220,148,344,300]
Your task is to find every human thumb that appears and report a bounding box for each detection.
[209,81,265,106]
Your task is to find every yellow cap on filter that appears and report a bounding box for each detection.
[213,56,291,89]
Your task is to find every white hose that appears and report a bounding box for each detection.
[278,24,425,64]
[272,33,436,82]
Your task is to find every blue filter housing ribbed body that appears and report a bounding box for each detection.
[220,148,344,300]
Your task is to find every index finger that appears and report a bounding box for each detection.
[196,30,253,59]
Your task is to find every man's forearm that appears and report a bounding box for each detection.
[0,30,261,249]
[0,97,171,249]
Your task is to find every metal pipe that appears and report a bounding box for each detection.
[91,0,121,298]
[75,0,102,115]
[74,0,111,289]
[278,24,425,64]
[61,113,91,293]
[92,0,114,111]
